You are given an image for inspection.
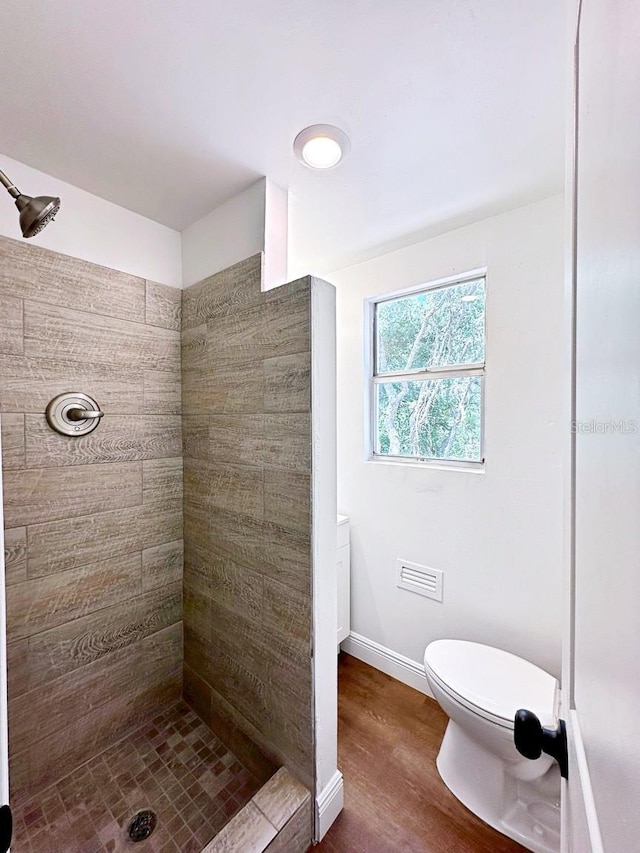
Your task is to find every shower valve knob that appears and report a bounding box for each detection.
[514,709,569,779]
[66,406,104,421]
[45,392,105,436]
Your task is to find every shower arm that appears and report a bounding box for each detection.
[0,169,21,199]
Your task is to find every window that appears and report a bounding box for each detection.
[368,272,486,466]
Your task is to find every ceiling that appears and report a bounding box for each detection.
[0,1,566,274]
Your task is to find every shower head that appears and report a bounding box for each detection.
[14,193,61,238]
[0,168,60,238]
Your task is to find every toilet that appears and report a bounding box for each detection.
[424,639,561,853]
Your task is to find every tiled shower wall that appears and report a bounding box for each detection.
[181,255,314,790]
[0,235,184,801]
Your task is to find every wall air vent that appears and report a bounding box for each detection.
[397,560,443,602]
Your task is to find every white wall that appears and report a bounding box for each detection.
[182,180,266,288]
[329,195,565,680]
[0,155,291,290]
[310,279,342,838]
[182,178,288,289]
[569,0,640,850]
[0,153,182,287]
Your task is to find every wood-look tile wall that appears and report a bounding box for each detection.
[182,255,314,788]
[0,235,183,802]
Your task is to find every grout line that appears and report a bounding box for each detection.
[12,459,174,474]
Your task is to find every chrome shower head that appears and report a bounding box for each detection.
[0,168,61,238]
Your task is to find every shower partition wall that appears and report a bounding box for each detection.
[182,256,316,787]
[0,236,335,853]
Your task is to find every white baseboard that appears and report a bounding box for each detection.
[315,769,344,841]
[340,631,433,697]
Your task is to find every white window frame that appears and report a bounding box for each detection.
[364,268,487,471]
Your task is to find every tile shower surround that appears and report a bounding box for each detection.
[181,255,315,793]
[0,235,183,803]
[1,237,315,851]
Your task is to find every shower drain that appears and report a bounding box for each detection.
[128,809,157,842]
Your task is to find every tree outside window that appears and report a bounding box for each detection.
[371,275,485,465]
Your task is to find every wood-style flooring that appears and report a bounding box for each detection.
[316,653,528,853]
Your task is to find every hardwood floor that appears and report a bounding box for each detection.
[316,654,528,853]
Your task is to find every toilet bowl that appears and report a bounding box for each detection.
[424,640,561,853]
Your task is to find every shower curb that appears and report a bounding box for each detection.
[201,767,312,853]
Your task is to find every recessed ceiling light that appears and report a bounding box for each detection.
[293,124,350,170]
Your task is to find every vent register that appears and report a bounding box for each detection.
[397,560,443,602]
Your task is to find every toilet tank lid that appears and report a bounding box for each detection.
[424,640,558,727]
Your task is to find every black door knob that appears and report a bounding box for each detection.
[514,709,569,779]
[0,804,12,853]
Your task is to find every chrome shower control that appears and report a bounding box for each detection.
[45,392,104,436]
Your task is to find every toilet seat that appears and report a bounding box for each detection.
[424,640,558,730]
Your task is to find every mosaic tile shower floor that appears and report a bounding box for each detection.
[10,703,264,853]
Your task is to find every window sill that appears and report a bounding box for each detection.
[366,456,485,474]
